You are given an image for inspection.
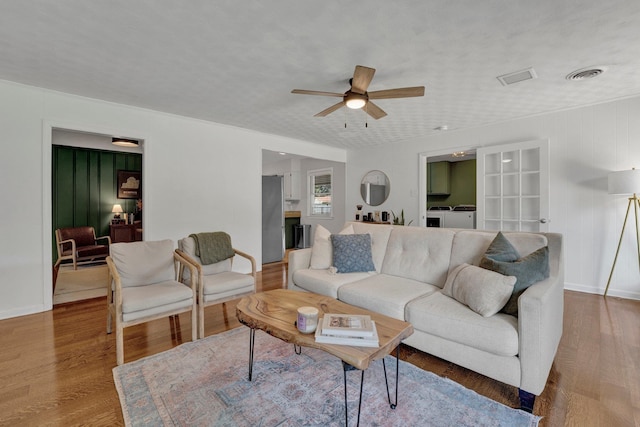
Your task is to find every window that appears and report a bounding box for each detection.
[308,168,333,218]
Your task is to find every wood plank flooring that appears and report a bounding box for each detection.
[0,263,638,426]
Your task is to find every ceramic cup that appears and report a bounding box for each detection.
[297,306,319,334]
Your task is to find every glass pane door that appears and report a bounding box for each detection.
[476,139,549,231]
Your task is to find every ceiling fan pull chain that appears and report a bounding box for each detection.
[365,105,368,128]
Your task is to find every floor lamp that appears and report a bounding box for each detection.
[604,168,640,297]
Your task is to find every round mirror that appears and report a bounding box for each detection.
[360,170,390,206]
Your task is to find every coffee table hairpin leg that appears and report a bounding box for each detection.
[343,345,401,427]
[247,328,303,382]
[382,345,401,409]
[248,328,255,381]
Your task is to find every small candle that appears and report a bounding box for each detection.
[297,306,319,334]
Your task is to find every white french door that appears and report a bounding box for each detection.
[476,139,550,232]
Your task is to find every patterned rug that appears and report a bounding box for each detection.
[113,327,540,426]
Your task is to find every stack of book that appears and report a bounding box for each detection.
[314,313,379,347]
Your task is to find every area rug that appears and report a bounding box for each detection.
[113,327,540,427]
[53,264,108,304]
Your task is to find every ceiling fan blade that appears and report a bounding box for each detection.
[314,101,345,117]
[351,65,376,94]
[291,89,344,97]
[364,101,387,119]
[368,86,425,99]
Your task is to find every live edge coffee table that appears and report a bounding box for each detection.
[236,289,413,426]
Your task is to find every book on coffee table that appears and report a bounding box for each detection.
[315,320,379,347]
[321,314,375,337]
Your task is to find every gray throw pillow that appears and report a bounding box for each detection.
[480,244,550,317]
[443,263,516,317]
[330,234,375,273]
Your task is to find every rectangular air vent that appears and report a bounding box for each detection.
[497,67,537,86]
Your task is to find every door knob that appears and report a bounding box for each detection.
[539,218,548,224]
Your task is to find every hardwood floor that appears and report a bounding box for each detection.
[0,263,638,426]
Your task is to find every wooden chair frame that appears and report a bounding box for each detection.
[106,250,198,365]
[176,248,256,339]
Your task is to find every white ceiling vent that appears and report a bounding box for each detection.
[566,66,607,81]
[497,67,537,86]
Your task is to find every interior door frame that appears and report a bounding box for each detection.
[418,145,478,227]
[42,119,147,310]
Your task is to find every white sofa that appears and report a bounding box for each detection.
[287,222,564,412]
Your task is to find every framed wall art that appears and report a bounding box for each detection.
[117,170,141,199]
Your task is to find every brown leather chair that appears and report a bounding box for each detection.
[54,226,111,270]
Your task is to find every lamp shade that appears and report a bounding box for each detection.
[608,168,640,195]
[344,93,367,109]
[112,204,124,213]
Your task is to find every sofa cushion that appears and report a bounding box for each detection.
[293,269,374,298]
[309,224,354,269]
[442,263,516,317]
[331,233,376,273]
[351,223,393,272]
[406,292,519,357]
[381,227,455,287]
[480,245,550,316]
[338,274,439,320]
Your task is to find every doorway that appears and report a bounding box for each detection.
[419,148,478,228]
[47,127,144,305]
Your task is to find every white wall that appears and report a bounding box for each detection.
[347,96,640,300]
[0,79,346,320]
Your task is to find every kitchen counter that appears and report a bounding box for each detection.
[285,210,301,218]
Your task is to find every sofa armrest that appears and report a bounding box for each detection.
[287,248,312,288]
[518,233,564,395]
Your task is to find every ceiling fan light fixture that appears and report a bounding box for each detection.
[345,92,367,109]
[112,137,139,147]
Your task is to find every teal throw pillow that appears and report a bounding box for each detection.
[331,233,375,273]
[484,231,520,262]
[479,242,549,317]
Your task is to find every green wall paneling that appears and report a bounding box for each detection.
[52,145,142,264]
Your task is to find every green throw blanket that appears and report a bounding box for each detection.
[189,232,235,265]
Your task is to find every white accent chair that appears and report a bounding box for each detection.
[106,239,198,365]
[177,236,256,339]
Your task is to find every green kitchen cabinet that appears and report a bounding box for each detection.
[427,161,451,195]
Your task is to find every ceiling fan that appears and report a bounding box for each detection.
[291,65,425,119]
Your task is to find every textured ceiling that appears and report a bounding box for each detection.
[2,1,640,150]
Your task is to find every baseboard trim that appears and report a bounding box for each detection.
[0,303,48,320]
[564,282,640,301]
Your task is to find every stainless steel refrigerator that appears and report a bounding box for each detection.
[262,175,284,263]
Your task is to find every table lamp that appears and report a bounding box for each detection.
[604,167,640,296]
[112,204,124,220]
